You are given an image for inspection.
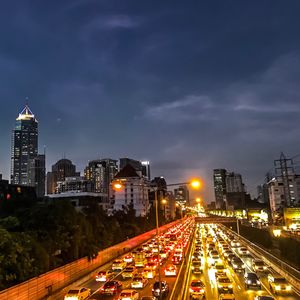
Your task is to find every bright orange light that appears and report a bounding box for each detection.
[161,199,167,205]
[114,183,123,189]
[196,198,201,203]
[190,179,202,189]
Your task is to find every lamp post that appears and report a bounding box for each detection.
[112,178,202,299]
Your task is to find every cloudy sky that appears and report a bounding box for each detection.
[1,1,300,201]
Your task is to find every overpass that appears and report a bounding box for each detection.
[195,216,237,223]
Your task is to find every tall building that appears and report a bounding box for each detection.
[47,159,80,194]
[28,154,45,198]
[113,164,150,217]
[141,161,151,180]
[174,185,189,205]
[213,169,227,209]
[268,175,300,221]
[11,105,38,185]
[84,158,118,202]
[225,172,245,193]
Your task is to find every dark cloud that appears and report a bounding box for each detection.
[1,1,300,202]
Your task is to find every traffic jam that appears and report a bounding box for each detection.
[186,223,299,300]
[63,218,299,300]
[64,218,194,300]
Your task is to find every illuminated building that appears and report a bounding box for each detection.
[213,169,227,209]
[11,105,38,185]
[113,164,150,217]
[47,159,80,194]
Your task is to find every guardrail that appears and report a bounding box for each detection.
[0,220,180,300]
[220,225,300,293]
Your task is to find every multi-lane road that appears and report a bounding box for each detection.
[63,218,300,300]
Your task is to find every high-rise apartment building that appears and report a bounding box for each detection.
[11,105,38,185]
[225,172,245,193]
[28,154,45,198]
[84,158,118,202]
[119,158,151,180]
[213,169,227,209]
[47,158,80,194]
[268,175,300,221]
[174,185,189,205]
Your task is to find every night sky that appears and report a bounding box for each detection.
[1,1,300,202]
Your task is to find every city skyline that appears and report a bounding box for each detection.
[1,2,300,202]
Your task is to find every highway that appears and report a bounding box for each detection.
[63,218,300,300]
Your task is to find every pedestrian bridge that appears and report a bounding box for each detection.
[195,216,236,223]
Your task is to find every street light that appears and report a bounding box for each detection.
[161,198,167,220]
[111,178,202,299]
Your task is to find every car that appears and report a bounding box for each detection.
[143,267,155,279]
[230,240,240,248]
[267,273,292,294]
[226,254,237,264]
[122,266,137,279]
[244,272,261,289]
[191,260,202,274]
[189,280,205,299]
[100,280,122,295]
[118,289,139,300]
[131,275,148,288]
[217,276,233,293]
[172,255,182,264]
[152,281,169,298]
[223,250,233,258]
[140,297,156,300]
[64,287,91,300]
[112,259,126,271]
[214,263,227,277]
[252,259,268,272]
[218,292,235,300]
[124,254,133,263]
[164,264,177,276]
[238,247,249,256]
[231,257,245,272]
[192,251,202,260]
[95,269,114,282]
[254,296,275,300]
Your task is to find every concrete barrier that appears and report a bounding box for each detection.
[0,220,179,300]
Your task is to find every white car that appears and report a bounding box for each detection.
[64,287,91,300]
[118,289,139,300]
[131,276,148,288]
[164,264,177,276]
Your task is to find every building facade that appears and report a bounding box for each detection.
[11,105,38,185]
[268,175,300,221]
[174,185,190,206]
[84,158,118,202]
[28,154,45,198]
[47,159,80,194]
[213,169,227,209]
[113,164,150,217]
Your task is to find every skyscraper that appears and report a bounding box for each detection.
[28,154,46,198]
[213,169,227,209]
[84,158,118,202]
[11,105,38,185]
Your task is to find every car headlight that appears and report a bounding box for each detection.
[256,280,260,284]
[242,264,245,268]
[275,285,281,290]
[286,285,291,290]
[247,280,251,284]
[263,266,267,269]
[229,285,233,288]
[189,288,194,292]
[191,266,194,269]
